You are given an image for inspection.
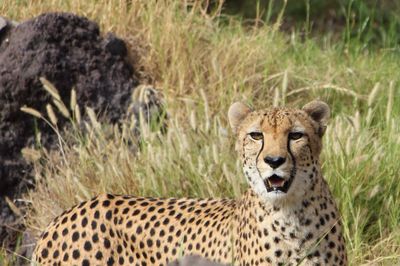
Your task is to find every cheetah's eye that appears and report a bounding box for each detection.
[249,132,263,141]
[289,132,304,140]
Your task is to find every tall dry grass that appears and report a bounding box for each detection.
[1,0,400,265]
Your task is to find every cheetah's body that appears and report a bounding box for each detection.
[33,101,347,266]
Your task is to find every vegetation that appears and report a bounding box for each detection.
[1,0,399,264]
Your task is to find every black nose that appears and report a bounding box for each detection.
[264,156,286,169]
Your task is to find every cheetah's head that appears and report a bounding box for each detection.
[228,101,330,203]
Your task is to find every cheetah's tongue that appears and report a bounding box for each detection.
[266,174,286,188]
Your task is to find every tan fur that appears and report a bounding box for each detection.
[32,101,347,266]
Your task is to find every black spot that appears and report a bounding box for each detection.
[53,250,59,259]
[100,224,107,233]
[106,194,115,199]
[95,251,103,260]
[62,228,68,236]
[102,200,111,207]
[156,252,162,259]
[109,229,115,237]
[90,200,99,209]
[104,238,111,249]
[169,225,175,233]
[140,201,149,207]
[106,210,113,220]
[306,232,314,240]
[84,241,92,251]
[114,245,121,255]
[331,225,337,234]
[63,253,69,261]
[144,222,150,230]
[41,248,48,258]
[107,256,115,266]
[70,213,77,222]
[132,209,140,216]
[304,219,312,226]
[288,250,292,257]
[72,249,80,259]
[122,207,129,214]
[52,231,58,240]
[92,233,99,243]
[94,210,100,219]
[91,220,97,230]
[119,257,125,265]
[82,259,90,266]
[147,239,153,247]
[136,226,143,234]
[80,208,87,215]
[81,217,88,227]
[72,232,79,242]
[275,249,282,257]
[126,221,133,228]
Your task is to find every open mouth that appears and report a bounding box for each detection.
[264,174,294,193]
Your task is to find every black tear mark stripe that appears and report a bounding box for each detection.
[287,135,297,185]
[255,117,265,181]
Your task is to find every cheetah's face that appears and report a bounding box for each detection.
[228,101,330,203]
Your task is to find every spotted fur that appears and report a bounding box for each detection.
[32,101,347,266]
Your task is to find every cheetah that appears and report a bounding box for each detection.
[32,100,347,266]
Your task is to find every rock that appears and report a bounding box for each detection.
[103,32,128,56]
[0,12,143,253]
[168,255,229,266]
[0,12,139,195]
[0,16,17,45]
[0,17,7,33]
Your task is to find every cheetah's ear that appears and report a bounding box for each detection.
[228,102,252,133]
[302,100,330,137]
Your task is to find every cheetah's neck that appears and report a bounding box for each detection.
[233,173,342,264]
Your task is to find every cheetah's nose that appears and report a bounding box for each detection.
[264,156,286,169]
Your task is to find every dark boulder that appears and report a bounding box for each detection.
[0,12,141,252]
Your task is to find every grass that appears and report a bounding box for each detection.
[1,0,400,265]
